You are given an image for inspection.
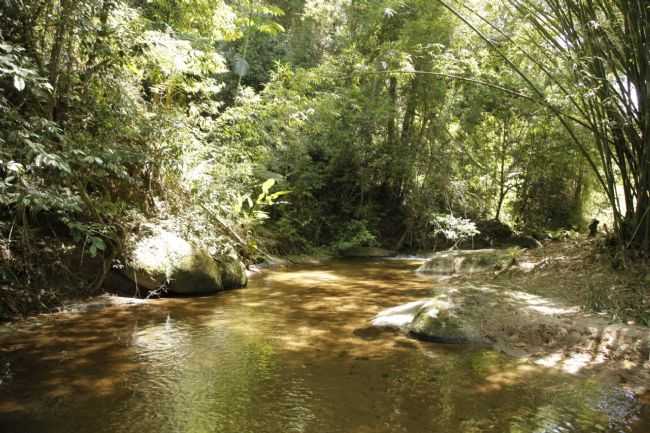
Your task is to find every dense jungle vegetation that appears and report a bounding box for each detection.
[0,0,648,317]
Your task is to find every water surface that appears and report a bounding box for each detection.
[1,259,648,433]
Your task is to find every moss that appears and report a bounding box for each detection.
[410,307,468,343]
[219,254,248,290]
[128,231,224,295]
[169,252,223,295]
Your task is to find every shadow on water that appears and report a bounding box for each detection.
[0,259,648,433]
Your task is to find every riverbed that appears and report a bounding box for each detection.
[1,259,648,432]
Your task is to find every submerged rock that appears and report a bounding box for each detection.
[417,249,511,275]
[340,247,395,258]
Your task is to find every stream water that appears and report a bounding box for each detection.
[1,259,649,433]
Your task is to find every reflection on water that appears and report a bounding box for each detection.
[0,259,648,433]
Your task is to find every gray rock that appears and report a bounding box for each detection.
[409,304,470,343]
[512,235,543,249]
[218,251,248,289]
[127,231,223,295]
[125,230,246,295]
[372,300,431,328]
[372,298,477,344]
[417,249,510,275]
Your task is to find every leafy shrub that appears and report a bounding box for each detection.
[332,220,378,252]
[430,213,479,248]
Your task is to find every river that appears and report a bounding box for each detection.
[1,259,648,432]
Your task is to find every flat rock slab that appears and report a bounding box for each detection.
[417,249,512,275]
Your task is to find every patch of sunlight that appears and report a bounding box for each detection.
[274,326,329,350]
[296,326,327,336]
[467,285,497,294]
[241,302,268,308]
[105,295,147,305]
[276,335,315,351]
[518,261,536,272]
[535,352,564,368]
[622,360,638,370]
[506,291,579,315]
[133,231,192,271]
[132,315,189,357]
[535,351,604,374]
[270,270,342,283]
[477,364,539,393]
[335,303,360,312]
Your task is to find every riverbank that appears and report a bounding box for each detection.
[376,240,650,395]
[3,237,650,398]
[0,250,333,322]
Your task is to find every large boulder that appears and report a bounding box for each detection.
[417,249,511,275]
[512,235,543,249]
[475,219,514,244]
[473,220,543,249]
[218,251,248,289]
[372,297,477,344]
[340,247,395,258]
[372,300,430,328]
[127,230,223,295]
[409,303,470,343]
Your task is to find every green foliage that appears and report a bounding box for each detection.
[430,213,479,247]
[332,220,378,253]
[2,0,635,316]
[0,0,290,301]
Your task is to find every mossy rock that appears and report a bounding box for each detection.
[372,298,474,344]
[127,231,223,295]
[511,235,543,249]
[476,219,514,242]
[417,249,510,275]
[409,306,469,343]
[218,252,248,290]
[170,251,223,295]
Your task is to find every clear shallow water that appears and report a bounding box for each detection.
[1,259,649,433]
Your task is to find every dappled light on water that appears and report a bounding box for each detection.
[0,259,648,432]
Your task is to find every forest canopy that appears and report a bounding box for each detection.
[0,0,648,309]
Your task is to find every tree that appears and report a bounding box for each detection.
[438,0,650,250]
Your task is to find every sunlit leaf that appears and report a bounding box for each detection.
[13,75,25,91]
[261,178,276,195]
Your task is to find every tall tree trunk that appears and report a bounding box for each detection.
[48,0,73,121]
[398,76,419,197]
[495,119,508,221]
